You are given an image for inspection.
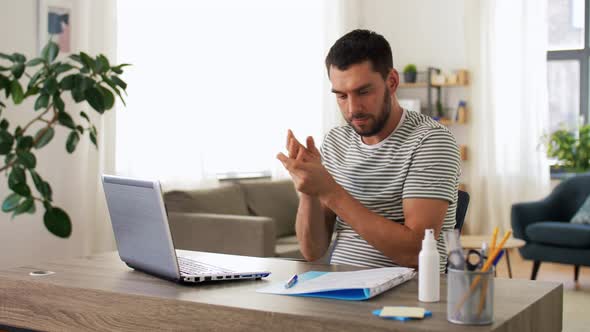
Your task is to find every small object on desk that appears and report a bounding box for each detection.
[465,249,483,271]
[284,274,298,289]
[372,307,432,321]
[481,242,489,264]
[444,229,465,270]
[257,267,415,301]
[419,229,440,302]
[29,270,55,277]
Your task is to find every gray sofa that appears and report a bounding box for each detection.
[163,179,303,258]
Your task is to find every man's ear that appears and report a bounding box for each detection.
[387,68,399,94]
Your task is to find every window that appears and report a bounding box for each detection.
[547,0,589,133]
[116,1,325,186]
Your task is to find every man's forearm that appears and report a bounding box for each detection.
[320,186,423,268]
[295,193,333,261]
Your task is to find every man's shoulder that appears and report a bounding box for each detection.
[402,110,455,143]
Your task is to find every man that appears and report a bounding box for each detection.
[277,29,460,272]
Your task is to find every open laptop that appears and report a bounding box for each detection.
[101,174,271,283]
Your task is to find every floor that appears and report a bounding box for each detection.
[495,250,589,332]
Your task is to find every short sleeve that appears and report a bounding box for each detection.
[402,129,461,203]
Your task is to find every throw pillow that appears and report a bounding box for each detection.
[571,195,590,224]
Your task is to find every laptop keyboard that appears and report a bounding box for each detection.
[177,256,234,275]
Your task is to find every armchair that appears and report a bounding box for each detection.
[511,175,590,280]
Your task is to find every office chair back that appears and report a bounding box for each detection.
[455,190,470,232]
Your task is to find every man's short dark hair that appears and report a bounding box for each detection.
[325,29,393,80]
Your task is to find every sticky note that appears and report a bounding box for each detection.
[379,306,425,319]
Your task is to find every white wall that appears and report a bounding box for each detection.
[0,0,116,267]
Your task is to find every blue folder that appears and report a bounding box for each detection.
[256,267,416,301]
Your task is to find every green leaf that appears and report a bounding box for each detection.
[80,52,95,72]
[66,131,79,153]
[96,55,110,73]
[53,94,64,113]
[8,165,25,185]
[59,74,76,90]
[4,153,15,164]
[28,70,43,89]
[101,75,126,106]
[16,136,33,150]
[42,41,59,63]
[10,182,31,197]
[69,54,82,64]
[44,207,72,238]
[34,127,54,149]
[17,151,36,168]
[0,131,14,155]
[110,75,127,90]
[99,85,115,110]
[0,119,8,130]
[85,87,105,113]
[13,197,34,217]
[24,86,39,98]
[11,53,26,63]
[80,111,90,122]
[89,126,97,148]
[2,193,21,212]
[14,125,22,137]
[111,63,131,74]
[29,169,50,200]
[0,53,14,61]
[10,80,23,104]
[71,88,85,102]
[34,94,49,110]
[76,125,84,134]
[11,63,25,79]
[54,63,74,75]
[58,111,76,129]
[43,77,58,95]
[26,58,45,67]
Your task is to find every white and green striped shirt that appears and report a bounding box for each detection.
[322,109,460,272]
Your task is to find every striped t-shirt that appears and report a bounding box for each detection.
[321,109,460,272]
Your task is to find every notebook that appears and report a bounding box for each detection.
[256,267,415,301]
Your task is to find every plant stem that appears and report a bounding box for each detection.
[0,160,15,173]
[21,104,53,134]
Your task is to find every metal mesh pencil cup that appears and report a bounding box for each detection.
[447,267,494,325]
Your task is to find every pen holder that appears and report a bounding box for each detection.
[447,267,494,325]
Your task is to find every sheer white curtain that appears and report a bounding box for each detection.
[116,0,349,190]
[465,0,551,234]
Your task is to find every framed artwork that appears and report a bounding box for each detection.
[37,0,74,55]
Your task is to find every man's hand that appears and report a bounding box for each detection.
[277,131,337,199]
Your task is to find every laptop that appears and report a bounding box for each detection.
[101,174,271,283]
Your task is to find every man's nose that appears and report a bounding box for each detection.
[347,96,362,116]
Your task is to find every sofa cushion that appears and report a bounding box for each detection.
[164,184,250,215]
[525,221,590,248]
[239,180,299,237]
[571,195,590,224]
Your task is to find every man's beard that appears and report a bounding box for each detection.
[347,88,392,137]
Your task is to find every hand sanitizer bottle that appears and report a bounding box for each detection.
[419,229,440,302]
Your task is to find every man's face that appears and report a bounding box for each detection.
[329,61,392,137]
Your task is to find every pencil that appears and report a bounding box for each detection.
[454,230,512,314]
[490,227,499,252]
[478,227,499,316]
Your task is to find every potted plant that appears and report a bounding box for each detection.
[402,64,417,83]
[543,124,590,175]
[0,40,128,238]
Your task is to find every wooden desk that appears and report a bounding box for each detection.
[0,250,562,332]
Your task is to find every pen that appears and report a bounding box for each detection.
[284,274,298,289]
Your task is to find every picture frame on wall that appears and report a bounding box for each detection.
[37,0,75,56]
